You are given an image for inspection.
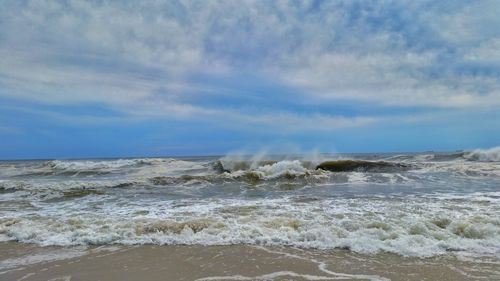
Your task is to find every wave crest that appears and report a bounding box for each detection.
[464,147,500,162]
[315,160,412,172]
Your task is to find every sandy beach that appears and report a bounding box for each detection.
[1,242,498,281]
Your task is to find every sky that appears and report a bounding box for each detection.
[1,0,500,159]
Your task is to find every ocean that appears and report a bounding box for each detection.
[1,148,499,262]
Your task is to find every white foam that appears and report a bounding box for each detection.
[45,158,206,176]
[48,159,139,170]
[254,160,308,178]
[347,172,367,184]
[1,194,499,258]
[0,247,86,272]
[196,270,387,281]
[0,158,210,178]
[414,160,500,177]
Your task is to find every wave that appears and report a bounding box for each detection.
[214,159,414,174]
[315,160,412,173]
[2,153,499,259]
[41,158,179,171]
[213,159,317,173]
[3,150,499,180]
[381,153,465,162]
[1,195,499,258]
[464,147,500,162]
[1,158,209,178]
[0,179,143,203]
[3,160,500,197]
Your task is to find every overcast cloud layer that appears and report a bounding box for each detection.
[1,0,499,157]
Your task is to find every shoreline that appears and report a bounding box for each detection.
[1,242,498,281]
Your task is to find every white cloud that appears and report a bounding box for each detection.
[464,39,500,63]
[1,0,499,133]
[225,111,379,133]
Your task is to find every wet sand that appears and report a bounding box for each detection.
[0,242,499,281]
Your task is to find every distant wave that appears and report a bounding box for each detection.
[1,158,207,178]
[41,158,176,170]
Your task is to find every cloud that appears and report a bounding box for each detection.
[1,0,499,134]
[220,111,380,133]
[264,1,500,108]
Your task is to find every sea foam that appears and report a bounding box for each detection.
[1,194,499,258]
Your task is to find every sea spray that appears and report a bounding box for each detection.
[464,146,500,162]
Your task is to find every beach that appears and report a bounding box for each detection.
[2,243,499,281]
[3,1,500,279]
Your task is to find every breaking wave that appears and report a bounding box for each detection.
[0,158,208,178]
[1,195,499,258]
[464,147,500,162]
[315,160,412,173]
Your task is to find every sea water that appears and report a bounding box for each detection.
[0,149,499,259]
